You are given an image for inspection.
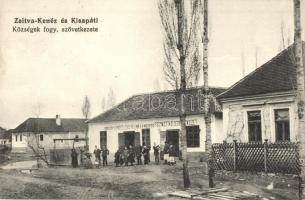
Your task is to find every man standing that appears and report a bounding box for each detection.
[163,141,169,164]
[142,144,150,165]
[71,148,78,168]
[153,143,160,165]
[135,145,142,165]
[128,145,135,166]
[101,145,109,166]
[93,145,101,167]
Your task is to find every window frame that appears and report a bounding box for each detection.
[186,125,200,148]
[39,134,44,141]
[141,129,151,147]
[247,110,262,142]
[100,131,107,148]
[274,108,290,142]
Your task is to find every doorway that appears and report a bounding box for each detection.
[166,130,179,156]
[124,131,135,147]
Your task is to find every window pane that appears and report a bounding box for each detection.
[285,122,290,141]
[142,129,150,147]
[275,109,290,141]
[100,131,107,148]
[186,125,200,147]
[248,111,261,121]
[275,109,289,121]
[248,111,262,142]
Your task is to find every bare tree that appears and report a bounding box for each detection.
[101,97,106,112]
[82,96,91,119]
[158,0,201,188]
[201,0,216,188]
[107,87,116,108]
[32,102,44,118]
[28,103,49,166]
[241,51,245,77]
[255,47,259,68]
[82,95,91,149]
[293,0,305,199]
[279,20,292,51]
[153,78,161,91]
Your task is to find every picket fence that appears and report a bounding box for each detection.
[212,140,300,175]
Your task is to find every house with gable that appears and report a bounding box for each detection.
[11,115,87,152]
[87,86,226,159]
[218,44,304,143]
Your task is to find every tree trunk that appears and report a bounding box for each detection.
[294,0,305,199]
[176,0,191,189]
[202,0,214,188]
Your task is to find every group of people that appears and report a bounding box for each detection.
[71,147,94,168]
[70,142,177,168]
[93,145,110,167]
[114,143,154,167]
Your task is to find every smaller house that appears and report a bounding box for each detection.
[0,127,11,146]
[11,115,87,152]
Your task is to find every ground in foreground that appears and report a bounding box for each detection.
[0,161,299,199]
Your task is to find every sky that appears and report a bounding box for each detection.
[0,0,304,129]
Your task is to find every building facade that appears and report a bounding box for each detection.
[218,45,302,143]
[88,87,226,158]
[11,115,87,152]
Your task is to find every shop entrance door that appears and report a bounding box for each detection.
[124,131,135,147]
[166,130,179,156]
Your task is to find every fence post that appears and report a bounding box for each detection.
[264,139,268,173]
[233,140,238,172]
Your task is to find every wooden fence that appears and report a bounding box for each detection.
[212,140,300,175]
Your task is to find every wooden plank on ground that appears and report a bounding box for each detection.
[169,188,259,200]
[191,188,229,197]
[168,191,193,198]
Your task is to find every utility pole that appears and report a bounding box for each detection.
[202,0,214,188]
[294,0,305,199]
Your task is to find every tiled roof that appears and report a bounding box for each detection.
[12,118,87,133]
[89,86,226,123]
[0,127,10,139]
[218,43,305,99]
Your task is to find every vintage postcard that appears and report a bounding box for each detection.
[0,0,304,199]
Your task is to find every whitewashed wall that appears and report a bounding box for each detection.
[11,132,86,151]
[88,114,223,154]
[221,92,297,143]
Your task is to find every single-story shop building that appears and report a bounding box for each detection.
[218,44,304,143]
[11,115,87,152]
[88,87,226,158]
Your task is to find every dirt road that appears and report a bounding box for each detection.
[0,162,299,199]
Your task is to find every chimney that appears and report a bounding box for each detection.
[56,115,61,126]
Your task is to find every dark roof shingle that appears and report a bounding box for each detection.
[89,86,226,123]
[12,118,87,133]
[218,43,305,99]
